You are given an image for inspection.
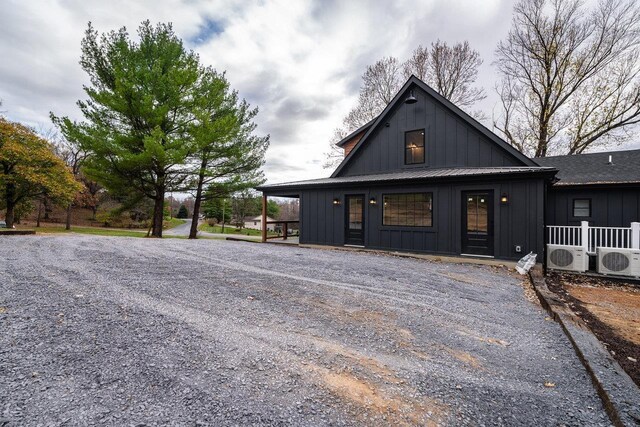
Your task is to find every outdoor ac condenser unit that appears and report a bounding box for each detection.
[596,247,640,277]
[546,244,589,272]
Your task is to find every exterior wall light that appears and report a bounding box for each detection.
[369,197,377,205]
[500,193,509,205]
[404,89,417,104]
[332,198,341,206]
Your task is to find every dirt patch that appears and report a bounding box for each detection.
[310,364,447,426]
[546,273,640,386]
[521,275,540,305]
[456,328,511,347]
[300,334,448,425]
[303,296,417,346]
[307,336,402,384]
[443,346,482,369]
[440,271,485,285]
[565,285,640,345]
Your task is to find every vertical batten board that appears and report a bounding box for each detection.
[457,121,467,166]
[435,106,446,166]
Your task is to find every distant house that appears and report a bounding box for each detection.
[256,75,639,263]
[240,215,276,231]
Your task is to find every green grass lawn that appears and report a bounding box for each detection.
[15,218,187,239]
[27,226,148,238]
[164,217,187,229]
[198,223,281,237]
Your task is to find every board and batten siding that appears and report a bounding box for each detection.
[546,186,640,227]
[298,176,545,260]
[337,87,522,177]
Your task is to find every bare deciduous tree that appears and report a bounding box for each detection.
[405,41,486,109]
[323,57,402,168]
[325,42,486,168]
[54,136,89,230]
[494,0,640,157]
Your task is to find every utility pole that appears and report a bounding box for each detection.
[221,198,226,233]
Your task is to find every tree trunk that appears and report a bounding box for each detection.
[221,199,226,233]
[189,164,206,239]
[5,203,15,228]
[43,197,51,220]
[36,199,43,227]
[151,195,164,237]
[150,170,166,238]
[4,184,16,228]
[65,204,72,230]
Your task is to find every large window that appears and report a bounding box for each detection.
[573,199,591,217]
[383,193,432,226]
[405,129,425,164]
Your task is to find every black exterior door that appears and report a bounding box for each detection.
[462,191,494,256]
[345,195,365,246]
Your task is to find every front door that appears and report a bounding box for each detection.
[345,195,365,246]
[462,191,494,256]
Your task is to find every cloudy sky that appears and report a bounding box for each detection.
[1,0,530,184]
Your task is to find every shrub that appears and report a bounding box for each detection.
[176,204,189,219]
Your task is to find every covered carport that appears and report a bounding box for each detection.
[257,187,300,243]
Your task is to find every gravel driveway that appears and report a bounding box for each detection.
[0,236,610,426]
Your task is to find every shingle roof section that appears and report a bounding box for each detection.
[535,149,640,186]
[257,167,555,190]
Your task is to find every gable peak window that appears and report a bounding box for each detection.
[405,129,425,165]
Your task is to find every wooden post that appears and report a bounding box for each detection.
[283,222,288,240]
[261,194,267,243]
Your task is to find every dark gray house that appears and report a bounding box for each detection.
[258,75,640,262]
[536,150,640,228]
[257,76,558,260]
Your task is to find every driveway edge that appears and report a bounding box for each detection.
[528,269,640,427]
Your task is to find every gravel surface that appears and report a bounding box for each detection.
[162,219,191,236]
[0,235,611,426]
[163,219,260,241]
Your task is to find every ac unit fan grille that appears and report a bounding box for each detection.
[602,252,630,272]
[550,248,574,267]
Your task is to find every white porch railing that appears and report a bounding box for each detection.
[547,221,640,254]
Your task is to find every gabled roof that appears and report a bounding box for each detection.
[257,167,556,192]
[335,117,376,147]
[330,75,537,177]
[535,149,640,186]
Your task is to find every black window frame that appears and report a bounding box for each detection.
[404,129,425,165]
[382,192,433,227]
[572,198,592,218]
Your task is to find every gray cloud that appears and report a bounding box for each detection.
[2,0,554,185]
[275,96,332,121]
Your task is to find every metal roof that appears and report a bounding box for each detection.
[257,167,556,191]
[535,149,640,186]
